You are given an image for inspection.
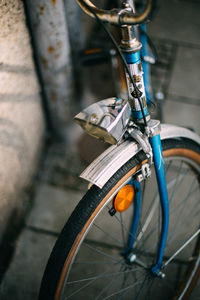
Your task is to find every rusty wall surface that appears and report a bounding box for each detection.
[25,0,76,140]
[64,0,84,101]
[0,0,45,242]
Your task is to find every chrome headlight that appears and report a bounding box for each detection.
[74,98,131,144]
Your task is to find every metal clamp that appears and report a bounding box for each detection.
[137,163,151,182]
[145,119,161,137]
[128,125,153,164]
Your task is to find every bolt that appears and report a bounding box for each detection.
[158,271,166,279]
[126,253,137,264]
[136,174,143,182]
[155,91,164,101]
[90,114,98,124]
[122,2,130,9]
[133,75,141,83]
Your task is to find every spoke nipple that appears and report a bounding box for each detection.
[122,1,130,9]
[124,251,137,265]
[128,253,136,263]
[151,264,165,278]
[158,271,165,279]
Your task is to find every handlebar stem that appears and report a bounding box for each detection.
[120,26,142,53]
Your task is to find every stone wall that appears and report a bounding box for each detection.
[0,0,45,242]
[24,0,76,140]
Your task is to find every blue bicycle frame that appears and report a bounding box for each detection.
[123,39,169,275]
[140,23,152,106]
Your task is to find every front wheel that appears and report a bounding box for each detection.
[39,138,200,300]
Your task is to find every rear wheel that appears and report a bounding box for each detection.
[39,138,200,300]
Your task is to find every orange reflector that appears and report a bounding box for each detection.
[113,185,135,213]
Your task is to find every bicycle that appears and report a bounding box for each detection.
[39,0,200,299]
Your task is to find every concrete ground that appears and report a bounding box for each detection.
[0,0,200,299]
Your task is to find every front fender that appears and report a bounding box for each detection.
[80,124,200,188]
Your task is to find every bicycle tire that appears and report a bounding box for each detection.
[39,138,200,300]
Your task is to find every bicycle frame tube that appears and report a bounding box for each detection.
[150,133,169,274]
[122,134,169,274]
[124,179,141,255]
[122,50,149,121]
[140,23,152,105]
[122,25,169,274]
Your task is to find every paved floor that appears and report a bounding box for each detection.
[0,0,200,299]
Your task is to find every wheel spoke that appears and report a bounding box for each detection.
[83,242,122,262]
[166,179,197,247]
[93,222,122,246]
[112,212,135,241]
[94,270,122,300]
[167,162,185,205]
[120,213,126,248]
[66,268,144,299]
[164,229,200,267]
[102,273,148,300]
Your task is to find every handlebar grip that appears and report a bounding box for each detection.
[75,0,153,25]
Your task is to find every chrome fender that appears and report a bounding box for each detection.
[80,124,200,188]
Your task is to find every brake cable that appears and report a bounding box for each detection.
[81,2,148,127]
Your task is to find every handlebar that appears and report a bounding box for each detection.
[75,0,153,25]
